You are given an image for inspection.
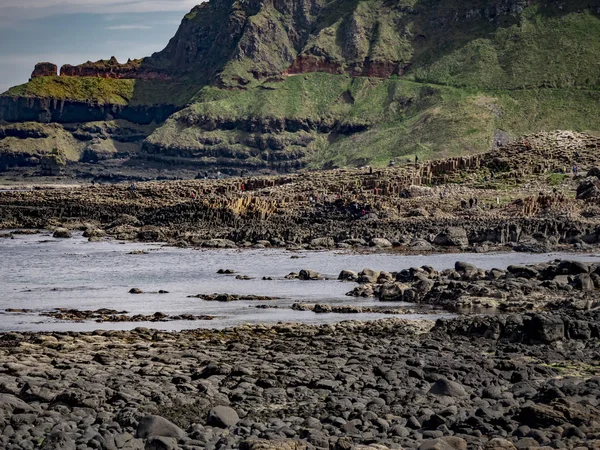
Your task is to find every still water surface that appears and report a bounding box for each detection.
[2,232,599,332]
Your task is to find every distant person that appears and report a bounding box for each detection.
[415,155,419,167]
[130,182,136,192]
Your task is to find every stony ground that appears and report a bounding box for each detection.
[1,311,599,450]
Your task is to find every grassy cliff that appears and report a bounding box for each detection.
[2,0,600,171]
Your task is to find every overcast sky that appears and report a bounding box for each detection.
[0,1,202,93]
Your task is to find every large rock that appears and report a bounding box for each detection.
[207,405,240,428]
[379,282,411,301]
[359,269,380,283]
[310,237,334,248]
[527,314,565,343]
[428,378,468,398]
[576,176,600,200]
[369,238,392,248]
[299,269,322,280]
[52,228,72,238]
[136,415,185,439]
[434,227,469,247]
[338,270,358,281]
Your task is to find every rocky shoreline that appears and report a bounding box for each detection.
[2,139,600,254]
[0,311,599,450]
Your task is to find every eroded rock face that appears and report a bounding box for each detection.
[60,57,169,80]
[31,62,58,78]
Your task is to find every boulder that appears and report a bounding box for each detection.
[409,239,434,251]
[434,227,469,247]
[359,269,380,284]
[558,260,590,275]
[527,314,565,343]
[310,237,334,248]
[135,415,185,439]
[572,273,594,291]
[587,167,600,179]
[338,270,358,281]
[428,379,468,398]
[369,238,392,248]
[576,176,600,200]
[507,265,539,279]
[454,261,477,273]
[53,228,72,239]
[299,269,322,280]
[379,283,410,301]
[207,405,240,428]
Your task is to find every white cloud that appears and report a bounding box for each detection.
[106,24,152,30]
[0,1,202,25]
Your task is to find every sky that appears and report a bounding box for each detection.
[0,1,203,93]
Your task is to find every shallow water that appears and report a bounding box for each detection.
[1,232,599,332]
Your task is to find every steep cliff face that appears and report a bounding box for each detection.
[1,0,600,176]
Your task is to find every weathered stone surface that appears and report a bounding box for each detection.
[136,415,185,439]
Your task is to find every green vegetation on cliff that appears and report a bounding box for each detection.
[2,0,600,172]
[6,77,136,105]
[4,77,200,107]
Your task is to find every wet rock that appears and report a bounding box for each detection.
[129,288,143,294]
[338,270,358,281]
[298,269,322,280]
[576,176,600,200]
[52,228,72,239]
[359,269,380,283]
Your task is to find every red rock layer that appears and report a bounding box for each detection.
[285,55,344,76]
[31,63,58,78]
[60,61,170,81]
